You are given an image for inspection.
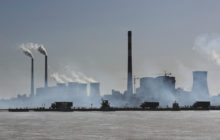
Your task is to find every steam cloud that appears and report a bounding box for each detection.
[50,70,98,84]
[38,46,47,56]
[20,46,33,58]
[193,34,220,65]
[50,73,65,83]
[19,42,47,56]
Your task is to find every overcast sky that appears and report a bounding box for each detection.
[1,0,220,98]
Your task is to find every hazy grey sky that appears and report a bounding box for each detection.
[1,0,220,98]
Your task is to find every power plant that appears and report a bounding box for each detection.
[2,30,220,109]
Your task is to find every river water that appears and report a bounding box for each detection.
[0,111,220,140]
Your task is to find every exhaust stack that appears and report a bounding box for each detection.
[45,55,48,88]
[37,45,48,88]
[20,46,34,97]
[31,58,34,97]
[127,31,133,95]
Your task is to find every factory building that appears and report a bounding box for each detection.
[0,31,215,108]
[135,75,176,106]
[28,31,212,107]
[35,82,89,107]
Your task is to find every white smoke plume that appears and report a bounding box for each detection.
[64,66,98,83]
[38,45,47,56]
[60,75,73,83]
[19,46,33,58]
[19,42,47,56]
[193,34,220,65]
[50,67,98,84]
[71,71,97,83]
[19,42,41,50]
[69,71,87,83]
[50,73,65,83]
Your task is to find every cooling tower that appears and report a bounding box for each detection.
[31,58,34,97]
[90,82,100,97]
[56,83,66,87]
[68,82,79,96]
[192,71,209,99]
[68,82,78,87]
[127,31,133,95]
[78,83,87,96]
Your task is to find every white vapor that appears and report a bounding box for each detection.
[19,46,33,58]
[193,34,220,65]
[50,73,65,83]
[38,46,47,56]
[50,66,98,84]
[19,42,47,56]
[64,65,98,83]
[72,71,97,83]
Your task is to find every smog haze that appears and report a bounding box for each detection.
[1,0,220,98]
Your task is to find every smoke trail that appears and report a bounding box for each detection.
[70,71,87,83]
[20,46,33,58]
[19,42,41,50]
[77,72,97,83]
[193,34,220,65]
[63,65,98,83]
[50,68,98,84]
[50,72,88,83]
[19,42,47,56]
[50,73,65,83]
[38,46,47,56]
[60,75,73,83]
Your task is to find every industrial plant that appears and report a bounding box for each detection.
[1,31,220,110]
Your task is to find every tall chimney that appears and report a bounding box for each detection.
[31,58,34,97]
[127,31,133,95]
[45,55,48,88]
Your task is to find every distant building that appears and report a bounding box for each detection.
[90,82,100,97]
[192,71,209,100]
[78,83,87,97]
[136,75,176,106]
[68,82,79,96]
[35,82,89,107]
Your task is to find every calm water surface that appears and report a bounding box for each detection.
[0,111,220,140]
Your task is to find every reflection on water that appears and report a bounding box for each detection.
[0,111,220,140]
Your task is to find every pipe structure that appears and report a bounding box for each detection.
[45,55,48,88]
[127,31,133,95]
[31,58,34,97]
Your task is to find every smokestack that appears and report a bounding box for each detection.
[31,58,34,97]
[20,46,34,97]
[127,31,133,95]
[37,45,48,88]
[45,55,48,88]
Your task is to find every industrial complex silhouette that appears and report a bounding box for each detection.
[1,31,219,109]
